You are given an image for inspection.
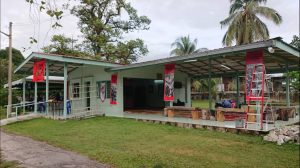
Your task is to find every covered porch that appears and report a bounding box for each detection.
[108,37,299,131]
[12,52,120,119]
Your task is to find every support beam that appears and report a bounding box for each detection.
[208,59,212,112]
[285,63,290,107]
[34,82,37,113]
[46,60,49,115]
[23,77,26,114]
[63,62,68,118]
[236,74,240,108]
[186,77,191,107]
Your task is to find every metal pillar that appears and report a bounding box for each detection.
[34,82,37,113]
[208,59,212,112]
[46,60,49,115]
[285,63,290,107]
[63,62,68,118]
[186,77,191,107]
[23,77,26,114]
[236,74,240,108]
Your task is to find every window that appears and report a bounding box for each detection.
[97,81,111,99]
[73,83,80,98]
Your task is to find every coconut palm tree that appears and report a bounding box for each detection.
[229,0,267,14]
[170,36,206,56]
[220,0,282,46]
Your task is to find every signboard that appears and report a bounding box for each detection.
[164,64,175,101]
[32,59,46,82]
[245,50,264,101]
[110,74,117,104]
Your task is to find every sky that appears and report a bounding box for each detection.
[0,0,299,62]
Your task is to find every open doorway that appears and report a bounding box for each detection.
[123,78,164,114]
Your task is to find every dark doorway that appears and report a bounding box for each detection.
[123,78,164,112]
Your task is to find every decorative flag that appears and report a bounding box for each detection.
[164,64,175,101]
[110,74,117,105]
[100,82,106,102]
[245,50,264,101]
[32,59,46,82]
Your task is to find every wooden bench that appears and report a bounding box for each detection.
[216,107,247,122]
[164,106,204,120]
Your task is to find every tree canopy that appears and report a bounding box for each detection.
[71,0,151,63]
[221,0,282,46]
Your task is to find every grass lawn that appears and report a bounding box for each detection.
[192,99,215,109]
[3,117,299,168]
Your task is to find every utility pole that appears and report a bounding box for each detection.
[1,22,13,116]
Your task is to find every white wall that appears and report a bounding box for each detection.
[68,64,191,116]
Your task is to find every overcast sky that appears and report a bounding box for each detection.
[1,0,299,62]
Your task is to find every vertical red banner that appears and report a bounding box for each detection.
[245,50,264,101]
[110,74,118,105]
[32,59,46,82]
[164,64,175,101]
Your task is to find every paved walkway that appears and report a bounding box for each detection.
[0,113,41,126]
[0,131,108,168]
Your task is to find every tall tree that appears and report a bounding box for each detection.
[229,0,267,14]
[220,0,282,46]
[170,36,207,56]
[71,0,151,62]
[290,35,300,49]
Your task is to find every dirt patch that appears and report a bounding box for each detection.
[0,130,108,168]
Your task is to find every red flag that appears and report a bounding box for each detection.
[32,59,46,82]
[164,64,175,101]
[110,74,118,105]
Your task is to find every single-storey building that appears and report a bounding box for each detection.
[10,37,299,130]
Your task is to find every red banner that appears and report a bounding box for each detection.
[245,50,264,101]
[164,64,175,101]
[110,74,117,105]
[246,50,263,64]
[32,59,46,82]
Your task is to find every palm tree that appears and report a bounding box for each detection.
[220,0,282,46]
[170,36,199,56]
[229,0,267,14]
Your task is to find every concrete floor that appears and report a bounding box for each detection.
[114,113,300,132]
[0,130,107,168]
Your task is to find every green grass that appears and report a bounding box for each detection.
[3,117,299,168]
[192,99,215,109]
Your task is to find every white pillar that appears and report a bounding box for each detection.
[46,60,49,114]
[63,62,68,118]
[23,78,26,114]
[186,77,191,107]
[34,82,37,113]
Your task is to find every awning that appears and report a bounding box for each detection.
[107,37,299,78]
[3,75,64,88]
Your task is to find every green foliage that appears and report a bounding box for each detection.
[192,78,220,99]
[290,35,300,49]
[170,36,206,56]
[0,48,25,106]
[3,117,299,168]
[286,71,300,91]
[221,0,282,46]
[0,48,25,67]
[71,0,151,63]
[42,34,90,57]
[25,0,64,29]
